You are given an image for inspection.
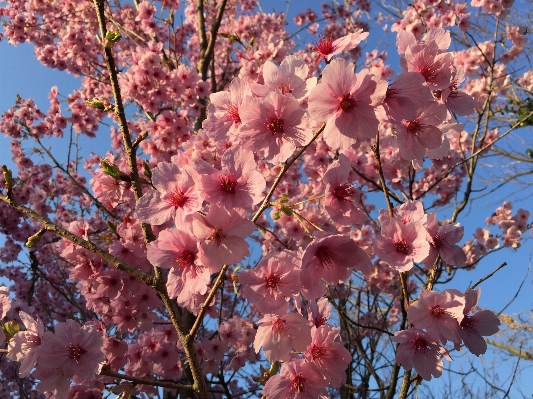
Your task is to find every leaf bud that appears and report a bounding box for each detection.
[105,31,122,47]
[25,228,47,248]
[3,320,20,342]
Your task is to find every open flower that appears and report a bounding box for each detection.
[373,219,430,271]
[35,319,105,381]
[392,328,452,381]
[262,359,328,399]
[308,58,387,149]
[407,289,465,345]
[239,251,301,314]
[254,313,312,362]
[239,90,309,163]
[458,288,500,356]
[313,30,369,64]
[135,163,202,226]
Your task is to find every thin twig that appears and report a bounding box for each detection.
[251,122,326,223]
[100,366,194,390]
[469,262,507,290]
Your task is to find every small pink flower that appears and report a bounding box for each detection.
[239,90,309,163]
[304,326,351,388]
[313,30,369,64]
[194,146,266,210]
[192,205,254,272]
[407,289,465,345]
[147,229,210,304]
[323,154,366,226]
[254,312,312,362]
[35,319,105,381]
[382,72,434,121]
[254,55,317,101]
[300,234,372,298]
[136,163,202,225]
[262,359,328,399]
[308,58,387,149]
[0,285,11,319]
[239,251,301,314]
[392,328,452,381]
[459,288,500,356]
[423,214,466,268]
[7,311,45,377]
[307,297,331,328]
[373,219,430,271]
[392,102,447,168]
[204,77,252,140]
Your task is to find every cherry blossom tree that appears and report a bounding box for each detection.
[0,0,532,398]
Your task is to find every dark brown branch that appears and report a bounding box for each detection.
[0,193,153,285]
[100,366,194,391]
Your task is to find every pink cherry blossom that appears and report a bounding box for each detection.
[382,72,434,121]
[392,328,452,381]
[135,163,202,225]
[423,214,466,268]
[323,154,366,226]
[307,297,331,328]
[308,58,387,149]
[253,55,317,101]
[194,146,266,210]
[399,29,454,90]
[262,359,328,399]
[239,251,301,314]
[313,30,369,64]
[0,285,11,319]
[459,288,500,356]
[192,205,254,272]
[204,77,252,140]
[239,90,309,163]
[407,289,465,345]
[35,319,105,381]
[304,326,351,388]
[392,102,448,168]
[7,311,45,377]
[147,229,210,304]
[254,312,312,362]
[373,219,430,271]
[300,234,372,298]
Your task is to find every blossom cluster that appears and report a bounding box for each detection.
[0,0,529,397]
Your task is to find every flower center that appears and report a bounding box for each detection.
[211,228,227,245]
[333,183,355,200]
[433,234,446,248]
[292,374,306,393]
[167,189,189,208]
[219,173,238,194]
[267,118,284,134]
[412,337,428,354]
[460,315,477,330]
[313,34,338,56]
[227,104,241,123]
[175,250,196,268]
[395,240,409,255]
[315,246,334,269]
[338,94,355,112]
[431,306,446,319]
[407,120,422,135]
[67,344,87,363]
[264,273,281,289]
[309,343,326,360]
[272,318,287,335]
